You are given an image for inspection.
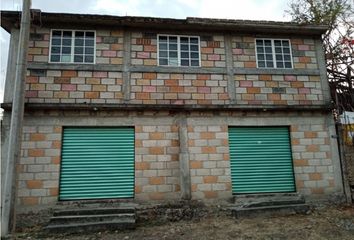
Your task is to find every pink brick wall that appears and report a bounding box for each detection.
[232,37,318,69]
[131,33,157,66]
[27,28,318,70]
[28,29,124,65]
[25,70,123,104]
[25,71,324,106]
[130,33,226,67]
[130,73,229,105]
[232,36,257,68]
[24,27,325,107]
[200,36,226,67]
[235,74,323,105]
[27,29,50,63]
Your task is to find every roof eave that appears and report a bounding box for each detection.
[0,10,328,35]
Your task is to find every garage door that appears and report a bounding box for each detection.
[59,127,135,200]
[229,127,295,194]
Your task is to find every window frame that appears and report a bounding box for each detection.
[49,29,96,64]
[255,38,293,69]
[157,34,201,67]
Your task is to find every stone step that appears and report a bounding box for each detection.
[44,219,136,234]
[45,207,136,233]
[233,193,305,208]
[49,213,135,225]
[237,198,305,208]
[231,203,310,218]
[53,207,135,216]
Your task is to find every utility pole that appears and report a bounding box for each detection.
[1,0,31,237]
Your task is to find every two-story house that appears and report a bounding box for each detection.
[1,10,344,213]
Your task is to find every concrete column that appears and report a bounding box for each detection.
[3,29,20,103]
[1,28,18,196]
[1,115,11,195]
[315,38,331,105]
[178,116,191,200]
[224,34,236,104]
[1,0,31,236]
[326,114,344,194]
[123,30,131,102]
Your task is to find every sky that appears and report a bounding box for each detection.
[0,0,292,103]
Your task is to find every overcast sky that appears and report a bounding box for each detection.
[0,0,292,102]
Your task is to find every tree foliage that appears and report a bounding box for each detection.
[287,0,354,113]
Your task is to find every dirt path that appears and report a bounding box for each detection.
[11,205,354,240]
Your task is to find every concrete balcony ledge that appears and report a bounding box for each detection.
[1,102,332,113]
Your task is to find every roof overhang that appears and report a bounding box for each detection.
[1,10,328,36]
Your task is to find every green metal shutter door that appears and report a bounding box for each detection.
[59,127,135,200]
[229,127,295,194]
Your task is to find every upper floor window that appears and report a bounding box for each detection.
[158,35,200,67]
[50,30,95,64]
[255,39,293,69]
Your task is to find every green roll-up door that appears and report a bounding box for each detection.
[59,127,135,200]
[229,127,295,194]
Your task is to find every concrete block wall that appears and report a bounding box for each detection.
[24,70,324,106]
[20,27,327,106]
[12,112,341,207]
[4,24,338,209]
[200,35,226,68]
[25,70,123,104]
[290,124,335,195]
[28,29,124,65]
[29,30,317,70]
[130,33,226,67]
[28,29,227,68]
[131,32,157,66]
[130,73,229,105]
[188,125,231,200]
[232,36,257,68]
[135,125,180,200]
[291,39,318,69]
[27,28,50,63]
[232,37,318,69]
[96,30,124,65]
[17,125,62,206]
[235,74,323,105]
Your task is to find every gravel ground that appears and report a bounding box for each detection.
[9,204,354,240]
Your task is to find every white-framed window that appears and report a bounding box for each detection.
[49,30,96,64]
[158,35,200,67]
[255,39,293,69]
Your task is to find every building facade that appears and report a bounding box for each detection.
[1,10,344,211]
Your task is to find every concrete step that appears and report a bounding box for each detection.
[233,193,305,208]
[45,207,136,233]
[231,203,310,218]
[44,219,136,234]
[237,197,305,208]
[53,207,135,216]
[231,193,309,218]
[49,213,135,225]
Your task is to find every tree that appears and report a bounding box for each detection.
[286,0,354,113]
